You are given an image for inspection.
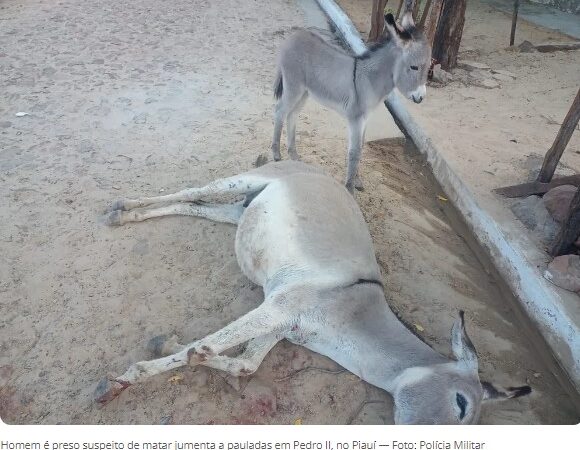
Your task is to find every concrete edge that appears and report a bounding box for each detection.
[315,0,580,391]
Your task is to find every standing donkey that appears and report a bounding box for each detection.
[96,161,530,424]
[270,2,431,192]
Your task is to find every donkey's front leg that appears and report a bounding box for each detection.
[109,174,269,212]
[345,116,367,193]
[149,334,280,377]
[95,304,289,405]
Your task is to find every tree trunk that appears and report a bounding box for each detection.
[538,88,580,183]
[369,0,389,42]
[396,0,404,19]
[413,0,420,20]
[419,0,433,28]
[422,0,444,48]
[551,187,580,256]
[432,0,467,70]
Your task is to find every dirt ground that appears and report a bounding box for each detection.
[1,0,579,425]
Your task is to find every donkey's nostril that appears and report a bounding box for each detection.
[413,96,423,104]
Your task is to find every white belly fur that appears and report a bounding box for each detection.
[234,173,382,295]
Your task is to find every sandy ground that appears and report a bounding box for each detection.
[1,0,579,425]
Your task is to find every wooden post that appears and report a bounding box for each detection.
[551,187,580,256]
[369,0,389,42]
[419,0,433,28]
[413,0,420,20]
[510,0,520,46]
[537,88,580,183]
[432,0,467,70]
[396,0,404,19]
[422,0,444,48]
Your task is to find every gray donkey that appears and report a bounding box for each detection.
[270,4,431,192]
[97,161,530,424]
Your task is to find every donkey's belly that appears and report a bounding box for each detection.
[234,173,381,292]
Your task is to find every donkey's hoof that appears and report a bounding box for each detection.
[146,334,180,358]
[94,377,131,406]
[354,177,364,191]
[289,151,301,161]
[271,148,282,162]
[103,210,123,227]
[108,198,127,212]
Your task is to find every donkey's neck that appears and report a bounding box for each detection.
[360,313,449,393]
[318,285,449,394]
[356,43,401,104]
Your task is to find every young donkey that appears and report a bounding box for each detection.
[97,161,530,424]
[271,5,431,192]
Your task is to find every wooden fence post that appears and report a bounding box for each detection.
[369,0,389,42]
[551,187,580,256]
[432,0,467,70]
[396,0,404,19]
[537,88,580,183]
[510,0,520,46]
[421,0,444,48]
[419,0,433,28]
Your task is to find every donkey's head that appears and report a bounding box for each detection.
[383,11,430,104]
[392,312,531,424]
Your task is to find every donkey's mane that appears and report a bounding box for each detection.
[323,20,423,61]
[356,34,394,60]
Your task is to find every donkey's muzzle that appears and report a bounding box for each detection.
[412,95,423,104]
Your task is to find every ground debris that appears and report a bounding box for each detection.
[544,255,580,293]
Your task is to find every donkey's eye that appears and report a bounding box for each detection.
[410,65,419,71]
[456,393,468,420]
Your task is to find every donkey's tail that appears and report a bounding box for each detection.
[273,71,283,100]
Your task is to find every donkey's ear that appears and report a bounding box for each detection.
[383,14,404,45]
[385,13,396,26]
[451,311,478,370]
[384,13,411,46]
[481,382,532,402]
[400,11,416,31]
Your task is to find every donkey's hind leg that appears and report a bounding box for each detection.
[104,202,245,227]
[286,92,308,161]
[271,82,306,162]
[109,173,269,212]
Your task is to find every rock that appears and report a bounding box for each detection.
[518,40,537,53]
[459,46,476,53]
[491,69,517,79]
[510,195,559,244]
[543,185,577,223]
[544,255,580,293]
[431,64,453,84]
[159,415,172,425]
[254,153,268,167]
[492,72,514,82]
[457,60,490,71]
[477,78,500,89]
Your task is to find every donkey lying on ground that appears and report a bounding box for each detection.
[271,4,430,192]
[96,161,530,424]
